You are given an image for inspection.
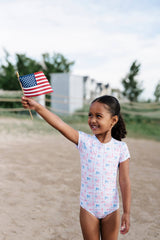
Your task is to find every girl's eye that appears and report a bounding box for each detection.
[88,113,92,117]
[97,114,102,118]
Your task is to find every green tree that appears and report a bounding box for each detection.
[42,53,75,80]
[0,50,75,90]
[16,54,42,76]
[154,81,160,102]
[0,50,19,90]
[122,60,143,102]
[0,52,42,90]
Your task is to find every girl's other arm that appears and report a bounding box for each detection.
[21,97,79,145]
[119,159,131,234]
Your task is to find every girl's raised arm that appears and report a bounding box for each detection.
[21,97,79,145]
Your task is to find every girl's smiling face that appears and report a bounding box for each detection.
[88,101,118,142]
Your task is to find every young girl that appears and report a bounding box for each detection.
[21,95,131,240]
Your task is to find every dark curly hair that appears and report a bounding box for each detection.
[91,95,127,141]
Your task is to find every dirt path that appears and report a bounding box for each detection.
[0,124,159,239]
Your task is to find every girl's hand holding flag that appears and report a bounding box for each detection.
[21,97,39,111]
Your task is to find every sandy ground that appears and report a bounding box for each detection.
[0,120,159,240]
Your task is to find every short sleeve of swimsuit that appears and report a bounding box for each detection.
[77,131,91,151]
[119,142,130,163]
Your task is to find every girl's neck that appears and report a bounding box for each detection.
[95,132,112,144]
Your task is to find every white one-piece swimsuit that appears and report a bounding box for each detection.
[77,131,130,219]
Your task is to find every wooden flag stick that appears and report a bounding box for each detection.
[16,71,33,120]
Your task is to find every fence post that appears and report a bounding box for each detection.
[36,95,45,118]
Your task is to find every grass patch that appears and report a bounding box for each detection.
[126,122,160,141]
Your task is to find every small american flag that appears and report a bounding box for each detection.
[19,71,53,97]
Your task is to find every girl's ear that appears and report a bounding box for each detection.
[112,115,118,126]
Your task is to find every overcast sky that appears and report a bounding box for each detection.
[0,0,160,100]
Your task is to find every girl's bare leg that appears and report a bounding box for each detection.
[100,209,120,240]
[80,207,100,240]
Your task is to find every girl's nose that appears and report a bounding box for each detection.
[90,117,96,123]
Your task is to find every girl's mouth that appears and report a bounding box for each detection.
[90,125,98,130]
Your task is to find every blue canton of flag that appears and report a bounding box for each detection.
[20,73,37,88]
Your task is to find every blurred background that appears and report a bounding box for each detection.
[0,0,160,140]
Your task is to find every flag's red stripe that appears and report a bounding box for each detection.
[37,80,49,84]
[24,92,53,97]
[23,85,53,92]
[24,90,53,96]
[36,78,47,82]
[24,88,53,93]
[24,87,53,94]
[34,71,44,76]
[36,76,47,80]
[24,89,53,97]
